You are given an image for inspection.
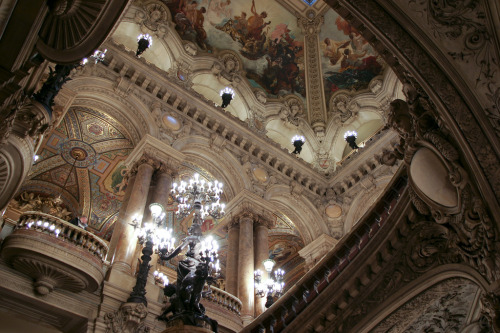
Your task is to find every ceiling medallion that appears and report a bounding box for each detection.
[60,140,97,168]
[325,204,342,218]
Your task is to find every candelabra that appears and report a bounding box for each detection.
[344,130,359,150]
[81,49,107,65]
[153,270,169,287]
[156,174,224,331]
[127,203,173,305]
[254,259,285,308]
[171,173,225,221]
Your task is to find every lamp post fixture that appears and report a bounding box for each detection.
[291,135,305,155]
[254,259,285,308]
[127,203,174,305]
[136,33,153,57]
[220,87,235,108]
[156,173,224,331]
[344,130,359,150]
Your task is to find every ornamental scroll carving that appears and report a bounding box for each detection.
[340,208,495,332]
[278,95,305,127]
[381,82,500,283]
[134,1,170,40]
[328,92,359,124]
[104,303,150,333]
[407,0,500,138]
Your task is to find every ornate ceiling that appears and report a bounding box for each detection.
[20,107,134,239]
[16,0,400,289]
[111,0,398,172]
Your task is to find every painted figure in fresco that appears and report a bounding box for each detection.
[111,166,128,194]
[322,17,383,93]
[322,37,350,66]
[247,0,270,40]
[234,11,248,35]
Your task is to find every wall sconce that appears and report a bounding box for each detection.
[344,130,359,150]
[291,135,305,155]
[136,34,153,57]
[220,87,235,108]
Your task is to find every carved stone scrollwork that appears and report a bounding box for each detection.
[0,94,29,148]
[298,10,327,132]
[213,51,243,86]
[135,2,170,39]
[104,303,150,333]
[480,292,500,333]
[328,93,359,124]
[279,95,304,127]
[384,83,499,283]
[209,133,227,154]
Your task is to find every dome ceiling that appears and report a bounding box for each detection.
[20,107,134,240]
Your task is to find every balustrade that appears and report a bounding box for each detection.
[241,169,408,333]
[15,211,108,261]
[202,285,242,315]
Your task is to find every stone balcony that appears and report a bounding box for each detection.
[1,211,108,295]
[201,285,243,332]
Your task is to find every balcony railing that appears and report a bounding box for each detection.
[241,169,408,333]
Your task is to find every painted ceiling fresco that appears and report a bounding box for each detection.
[20,107,134,240]
[320,10,385,109]
[162,0,306,99]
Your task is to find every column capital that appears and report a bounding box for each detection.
[223,189,276,228]
[124,134,184,171]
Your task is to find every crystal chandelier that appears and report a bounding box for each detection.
[171,173,225,220]
[254,259,285,308]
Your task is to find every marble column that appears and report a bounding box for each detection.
[112,157,156,274]
[106,172,137,262]
[149,165,172,219]
[148,165,173,280]
[238,214,254,325]
[225,221,240,296]
[254,220,270,317]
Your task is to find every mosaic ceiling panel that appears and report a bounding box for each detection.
[20,107,134,240]
[163,0,306,99]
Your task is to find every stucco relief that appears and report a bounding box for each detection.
[403,0,500,138]
[372,278,479,333]
[382,85,499,283]
[328,92,359,124]
[278,95,305,127]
